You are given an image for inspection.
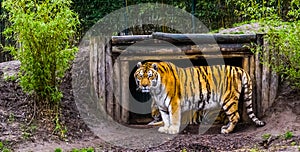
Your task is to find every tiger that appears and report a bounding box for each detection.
[134,61,265,134]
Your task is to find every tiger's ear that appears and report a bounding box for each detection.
[137,62,142,68]
[152,63,158,70]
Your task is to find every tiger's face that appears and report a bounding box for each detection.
[134,62,159,93]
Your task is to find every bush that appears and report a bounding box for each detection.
[229,0,300,88]
[265,20,300,88]
[2,0,79,106]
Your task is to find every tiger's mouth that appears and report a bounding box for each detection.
[136,86,150,93]
[141,88,150,93]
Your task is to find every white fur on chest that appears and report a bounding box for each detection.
[150,84,170,111]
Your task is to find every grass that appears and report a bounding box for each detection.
[54,147,95,152]
[3,73,18,82]
[262,133,272,140]
[284,131,293,140]
[0,141,12,152]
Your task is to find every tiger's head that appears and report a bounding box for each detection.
[134,62,160,93]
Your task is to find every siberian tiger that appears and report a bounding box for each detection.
[134,61,265,134]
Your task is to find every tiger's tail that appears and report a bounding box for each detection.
[242,71,265,126]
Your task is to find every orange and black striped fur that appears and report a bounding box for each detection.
[148,102,228,126]
[134,61,265,134]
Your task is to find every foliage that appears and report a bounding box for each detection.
[71,0,242,35]
[0,142,3,150]
[72,0,123,36]
[3,73,17,82]
[265,21,300,88]
[0,141,12,152]
[180,148,187,152]
[249,148,259,152]
[291,141,296,146]
[2,0,79,107]
[71,147,94,152]
[262,133,272,140]
[21,124,37,140]
[54,148,63,152]
[53,114,68,139]
[229,0,300,88]
[284,131,293,140]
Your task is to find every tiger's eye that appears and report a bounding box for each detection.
[148,71,153,77]
[139,70,144,77]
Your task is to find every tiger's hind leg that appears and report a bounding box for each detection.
[221,101,240,134]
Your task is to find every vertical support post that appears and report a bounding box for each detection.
[113,57,121,122]
[90,37,98,97]
[242,57,250,122]
[255,34,263,117]
[269,41,279,108]
[106,40,114,118]
[261,38,270,115]
[97,37,107,111]
[249,55,257,114]
[121,60,129,123]
[269,70,278,107]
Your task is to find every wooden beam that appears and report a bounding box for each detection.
[152,32,257,44]
[121,61,130,123]
[112,43,253,55]
[255,34,263,117]
[90,37,98,97]
[249,55,257,115]
[113,57,121,122]
[111,32,257,45]
[261,39,270,115]
[111,35,152,45]
[119,54,249,61]
[269,70,278,106]
[242,57,250,122]
[97,37,107,112]
[106,40,114,118]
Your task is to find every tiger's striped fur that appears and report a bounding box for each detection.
[148,101,228,126]
[134,61,265,134]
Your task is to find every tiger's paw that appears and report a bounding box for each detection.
[158,126,169,134]
[221,124,230,134]
[167,126,180,134]
[255,120,266,127]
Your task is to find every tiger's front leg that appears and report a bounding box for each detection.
[158,100,181,134]
[159,100,181,134]
[158,110,170,133]
[168,103,181,134]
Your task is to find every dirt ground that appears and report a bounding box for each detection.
[0,60,300,152]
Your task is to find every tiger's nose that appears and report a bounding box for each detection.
[142,84,147,87]
[141,79,149,87]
